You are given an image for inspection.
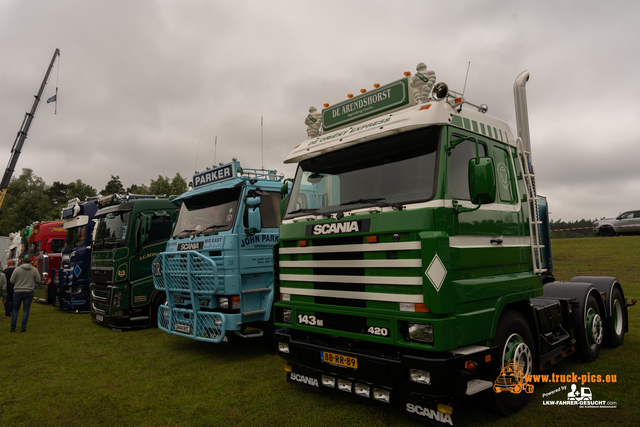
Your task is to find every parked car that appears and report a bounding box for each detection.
[593,210,640,236]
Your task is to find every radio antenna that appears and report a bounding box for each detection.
[194,141,200,173]
[261,116,264,170]
[462,61,471,96]
[214,136,217,165]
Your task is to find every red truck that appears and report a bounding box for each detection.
[28,221,66,303]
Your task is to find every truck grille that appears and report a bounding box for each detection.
[279,235,424,308]
[90,267,114,285]
[154,251,220,293]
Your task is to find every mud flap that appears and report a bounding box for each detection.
[401,393,458,426]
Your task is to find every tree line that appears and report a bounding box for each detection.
[549,218,596,239]
[0,168,187,235]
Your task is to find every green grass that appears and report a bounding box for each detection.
[1,236,638,426]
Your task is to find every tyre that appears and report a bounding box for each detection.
[489,311,535,416]
[599,227,615,237]
[150,293,166,328]
[605,287,626,348]
[576,295,603,361]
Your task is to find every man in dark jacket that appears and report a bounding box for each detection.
[10,258,40,332]
[3,259,16,317]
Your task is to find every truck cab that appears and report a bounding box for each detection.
[30,221,66,303]
[89,195,178,330]
[53,198,98,312]
[153,160,285,342]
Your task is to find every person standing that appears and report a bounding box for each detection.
[3,259,16,318]
[0,265,6,317]
[10,258,40,332]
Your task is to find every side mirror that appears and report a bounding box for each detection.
[246,196,262,234]
[469,157,496,205]
[137,214,151,247]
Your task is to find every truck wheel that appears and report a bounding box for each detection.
[577,295,603,361]
[151,294,166,328]
[489,310,534,416]
[605,287,625,348]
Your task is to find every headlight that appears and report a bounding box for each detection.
[409,369,431,385]
[278,342,290,354]
[218,296,240,309]
[112,291,122,309]
[282,308,293,324]
[152,261,162,276]
[407,322,434,344]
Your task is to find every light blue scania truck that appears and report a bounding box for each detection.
[152,160,287,343]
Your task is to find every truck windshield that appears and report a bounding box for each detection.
[93,211,132,249]
[50,238,65,253]
[285,127,440,218]
[65,225,86,248]
[172,186,241,238]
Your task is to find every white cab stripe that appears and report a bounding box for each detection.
[279,287,424,303]
[280,274,422,286]
[279,241,420,254]
[279,259,422,268]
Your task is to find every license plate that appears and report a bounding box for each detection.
[96,314,103,322]
[321,351,358,369]
[175,323,191,334]
[174,295,185,304]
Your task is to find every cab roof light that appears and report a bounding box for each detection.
[324,103,330,108]
[404,71,411,76]
[373,83,380,88]
[360,89,367,93]
[347,94,354,98]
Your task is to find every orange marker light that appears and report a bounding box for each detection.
[324,103,330,108]
[366,236,378,243]
[347,94,354,98]
[373,83,380,88]
[420,105,432,111]
[360,89,367,93]
[415,304,430,313]
[298,240,308,247]
[404,71,411,76]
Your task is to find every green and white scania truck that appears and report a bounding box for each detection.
[273,63,633,425]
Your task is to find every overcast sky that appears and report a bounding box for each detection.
[1,0,639,222]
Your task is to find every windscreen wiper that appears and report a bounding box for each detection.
[339,198,404,210]
[196,224,227,236]
[287,208,320,215]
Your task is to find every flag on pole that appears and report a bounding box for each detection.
[47,94,57,103]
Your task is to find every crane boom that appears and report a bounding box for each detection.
[0,48,60,213]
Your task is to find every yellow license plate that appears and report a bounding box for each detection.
[321,351,358,369]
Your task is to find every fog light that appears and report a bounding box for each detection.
[112,291,122,309]
[407,322,434,343]
[354,383,370,398]
[282,309,293,324]
[409,369,431,385]
[337,379,352,392]
[278,342,290,354]
[214,317,223,327]
[321,375,335,388]
[373,388,391,403]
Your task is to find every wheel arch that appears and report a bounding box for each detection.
[571,276,628,333]
[543,281,605,330]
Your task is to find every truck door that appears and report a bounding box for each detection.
[445,129,506,279]
[238,190,282,319]
[130,212,173,308]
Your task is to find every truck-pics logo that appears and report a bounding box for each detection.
[306,219,370,236]
[493,360,534,394]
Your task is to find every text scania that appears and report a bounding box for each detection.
[289,373,319,388]
[240,234,279,248]
[406,404,453,425]
[314,221,360,235]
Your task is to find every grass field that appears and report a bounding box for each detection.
[1,236,638,426]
